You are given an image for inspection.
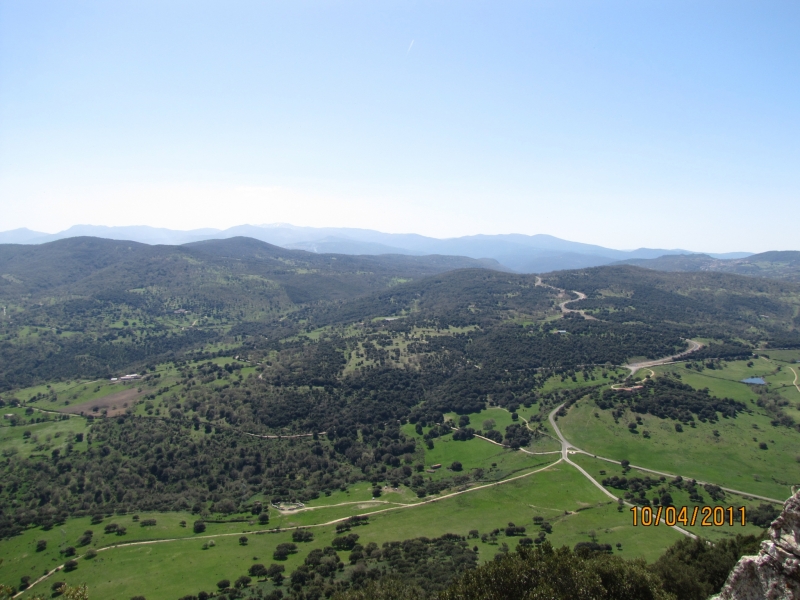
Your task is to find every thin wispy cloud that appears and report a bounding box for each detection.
[407,39,414,54]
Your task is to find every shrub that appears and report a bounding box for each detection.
[483,429,503,443]
[292,529,314,543]
[749,503,780,528]
[63,559,78,572]
[36,539,47,552]
[216,579,230,590]
[215,498,236,514]
[273,543,298,560]
[574,542,613,556]
[518,537,533,547]
[452,428,475,441]
[332,534,360,551]
[77,530,93,546]
[650,534,761,600]
[249,563,268,578]
[440,542,671,600]
[193,521,206,533]
[267,563,285,584]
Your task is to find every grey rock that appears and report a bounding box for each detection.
[712,490,800,600]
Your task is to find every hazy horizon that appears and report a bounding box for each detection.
[2,2,799,253]
[0,222,765,258]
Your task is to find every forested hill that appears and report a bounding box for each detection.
[0,237,501,389]
[614,250,800,282]
[542,265,800,346]
[0,236,503,301]
[2,244,800,390]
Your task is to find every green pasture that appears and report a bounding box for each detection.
[0,417,88,459]
[10,379,104,404]
[558,398,800,501]
[290,481,420,510]
[763,349,800,363]
[441,405,562,454]
[525,430,563,453]
[570,454,773,541]
[653,366,759,403]
[402,421,556,481]
[444,406,517,433]
[8,463,684,600]
[653,357,800,404]
[23,380,141,411]
[539,368,624,394]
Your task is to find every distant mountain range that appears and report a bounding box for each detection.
[614,251,800,282]
[0,223,754,273]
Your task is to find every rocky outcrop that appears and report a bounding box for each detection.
[712,490,800,600]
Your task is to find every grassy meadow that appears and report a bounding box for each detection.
[559,356,800,501]
[7,462,684,600]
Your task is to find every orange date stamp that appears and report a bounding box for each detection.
[630,505,746,527]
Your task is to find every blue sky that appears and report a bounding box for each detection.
[1,1,798,251]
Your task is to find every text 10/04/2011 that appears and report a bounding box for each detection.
[631,505,746,527]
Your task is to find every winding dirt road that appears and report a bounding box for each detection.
[789,366,800,394]
[625,339,703,375]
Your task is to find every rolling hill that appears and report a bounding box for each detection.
[614,250,800,282]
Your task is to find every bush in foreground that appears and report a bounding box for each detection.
[330,542,672,600]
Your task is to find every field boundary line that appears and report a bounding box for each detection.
[580,452,785,504]
[548,404,696,539]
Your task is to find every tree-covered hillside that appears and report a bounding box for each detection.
[0,237,500,389]
[615,250,800,282]
[543,266,800,346]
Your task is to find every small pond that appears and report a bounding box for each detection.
[741,377,767,385]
